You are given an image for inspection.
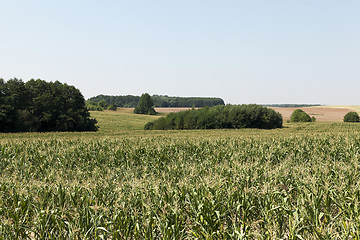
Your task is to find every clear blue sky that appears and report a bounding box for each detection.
[1,0,359,104]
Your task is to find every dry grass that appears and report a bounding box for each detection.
[270,106,357,122]
[318,105,360,113]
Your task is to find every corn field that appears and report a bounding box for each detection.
[1,125,360,239]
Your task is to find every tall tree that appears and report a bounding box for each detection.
[0,79,10,132]
[134,93,156,115]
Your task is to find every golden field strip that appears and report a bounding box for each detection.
[1,107,360,239]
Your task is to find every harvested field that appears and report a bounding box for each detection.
[271,107,353,122]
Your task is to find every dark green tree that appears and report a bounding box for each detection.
[290,109,312,122]
[344,112,360,122]
[145,104,282,130]
[0,78,12,132]
[0,78,98,132]
[88,94,225,108]
[134,93,156,115]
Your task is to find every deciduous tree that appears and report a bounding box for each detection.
[134,93,156,115]
[0,78,98,132]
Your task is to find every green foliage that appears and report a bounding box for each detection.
[290,109,312,122]
[0,78,98,132]
[86,99,116,111]
[145,104,283,130]
[134,93,157,115]
[88,94,225,108]
[86,100,104,111]
[264,104,322,108]
[2,128,360,238]
[89,94,139,108]
[97,99,108,109]
[151,95,225,107]
[344,112,360,122]
[107,103,117,111]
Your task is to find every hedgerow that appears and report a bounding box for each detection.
[145,104,283,130]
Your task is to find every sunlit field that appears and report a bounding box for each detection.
[1,109,360,238]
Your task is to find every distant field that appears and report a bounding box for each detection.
[90,108,161,132]
[319,105,360,113]
[271,106,354,122]
[2,108,360,238]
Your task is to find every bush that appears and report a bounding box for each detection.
[107,104,117,111]
[97,99,108,109]
[290,109,312,122]
[344,112,360,122]
[86,100,104,111]
[145,104,283,130]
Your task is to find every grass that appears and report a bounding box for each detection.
[90,109,162,132]
[1,109,360,238]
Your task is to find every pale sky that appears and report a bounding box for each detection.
[1,0,359,105]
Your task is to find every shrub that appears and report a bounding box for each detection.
[86,100,104,111]
[107,104,117,111]
[290,109,312,122]
[145,104,283,130]
[97,99,108,109]
[344,112,360,122]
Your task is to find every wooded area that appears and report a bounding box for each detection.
[0,78,98,132]
[87,94,225,109]
[145,104,283,130]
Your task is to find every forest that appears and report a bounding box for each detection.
[263,104,322,108]
[0,78,98,132]
[87,94,225,108]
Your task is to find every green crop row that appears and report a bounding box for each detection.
[1,128,360,238]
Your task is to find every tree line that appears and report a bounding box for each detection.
[263,104,322,108]
[87,94,225,109]
[0,78,98,132]
[145,104,283,130]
